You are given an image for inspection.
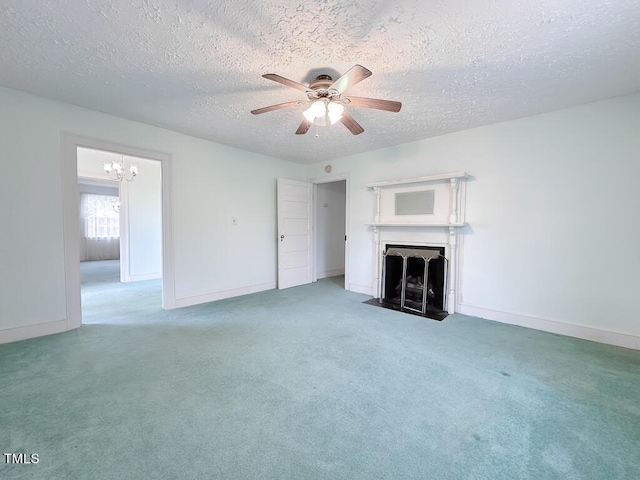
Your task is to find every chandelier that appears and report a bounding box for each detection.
[104,155,138,182]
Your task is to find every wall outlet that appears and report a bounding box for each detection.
[231,217,238,226]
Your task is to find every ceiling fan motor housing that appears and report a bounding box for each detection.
[308,74,337,99]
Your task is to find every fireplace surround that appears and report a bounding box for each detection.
[366,172,469,317]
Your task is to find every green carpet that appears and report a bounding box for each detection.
[1,261,639,479]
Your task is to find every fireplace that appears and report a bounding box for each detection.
[380,245,448,320]
[365,172,470,318]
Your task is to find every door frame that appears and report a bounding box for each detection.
[61,132,176,330]
[309,172,350,290]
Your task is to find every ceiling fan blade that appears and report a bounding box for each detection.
[251,101,302,115]
[262,74,310,93]
[340,111,364,135]
[295,119,312,135]
[330,65,372,94]
[346,96,402,113]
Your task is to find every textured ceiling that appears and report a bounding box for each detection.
[1,0,639,164]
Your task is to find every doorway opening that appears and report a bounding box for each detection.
[76,147,163,323]
[313,177,348,289]
[275,174,350,292]
[62,133,175,331]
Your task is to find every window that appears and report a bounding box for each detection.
[81,193,120,239]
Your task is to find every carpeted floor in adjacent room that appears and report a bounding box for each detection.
[1,260,639,479]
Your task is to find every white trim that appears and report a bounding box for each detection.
[62,133,177,324]
[312,182,318,283]
[61,134,83,332]
[458,303,640,351]
[160,151,175,309]
[128,272,162,282]
[309,172,351,290]
[119,177,131,282]
[173,282,276,309]
[0,319,70,345]
[317,268,345,279]
[365,171,470,188]
[310,172,352,184]
[350,282,374,296]
[366,222,467,228]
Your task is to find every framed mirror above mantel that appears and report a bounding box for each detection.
[365,172,470,315]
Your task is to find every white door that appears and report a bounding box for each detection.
[277,178,313,289]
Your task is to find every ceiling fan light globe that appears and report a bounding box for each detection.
[314,115,327,127]
[311,100,326,117]
[304,100,328,125]
[327,102,344,124]
[303,106,316,122]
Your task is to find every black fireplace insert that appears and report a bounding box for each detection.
[376,244,448,320]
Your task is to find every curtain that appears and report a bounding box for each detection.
[79,193,120,261]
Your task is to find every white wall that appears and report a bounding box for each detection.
[0,85,305,343]
[125,156,162,281]
[316,181,346,278]
[308,93,640,347]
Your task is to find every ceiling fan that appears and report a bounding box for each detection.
[250,65,401,135]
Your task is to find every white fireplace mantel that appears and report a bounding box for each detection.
[366,172,470,314]
[365,171,470,188]
[367,222,467,228]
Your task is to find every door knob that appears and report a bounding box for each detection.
[280,235,284,241]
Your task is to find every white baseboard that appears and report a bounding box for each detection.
[173,282,276,309]
[0,319,76,345]
[125,272,162,282]
[457,303,640,351]
[317,268,345,280]
[349,282,374,296]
